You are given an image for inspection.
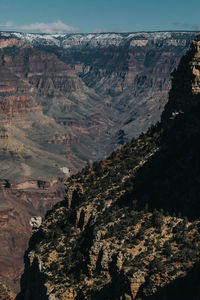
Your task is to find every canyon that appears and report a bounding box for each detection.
[0,31,197,296]
[17,34,200,300]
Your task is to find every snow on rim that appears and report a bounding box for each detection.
[0,31,197,48]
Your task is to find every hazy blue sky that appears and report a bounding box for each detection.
[0,0,200,33]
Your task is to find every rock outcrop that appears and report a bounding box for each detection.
[0,282,15,300]
[17,35,200,299]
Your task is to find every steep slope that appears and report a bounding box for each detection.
[17,35,200,299]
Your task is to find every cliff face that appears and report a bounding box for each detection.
[17,35,200,299]
[0,31,197,295]
[161,35,200,123]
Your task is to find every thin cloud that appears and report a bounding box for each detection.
[94,28,109,33]
[1,20,77,34]
[173,22,200,31]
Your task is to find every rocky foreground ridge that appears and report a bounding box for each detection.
[0,30,197,294]
[17,35,200,299]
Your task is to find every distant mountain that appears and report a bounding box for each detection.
[17,35,200,299]
[3,31,198,48]
[0,31,198,296]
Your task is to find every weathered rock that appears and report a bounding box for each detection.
[30,216,42,228]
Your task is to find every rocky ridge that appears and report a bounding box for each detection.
[17,35,200,299]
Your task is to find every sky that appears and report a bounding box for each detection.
[0,0,200,34]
